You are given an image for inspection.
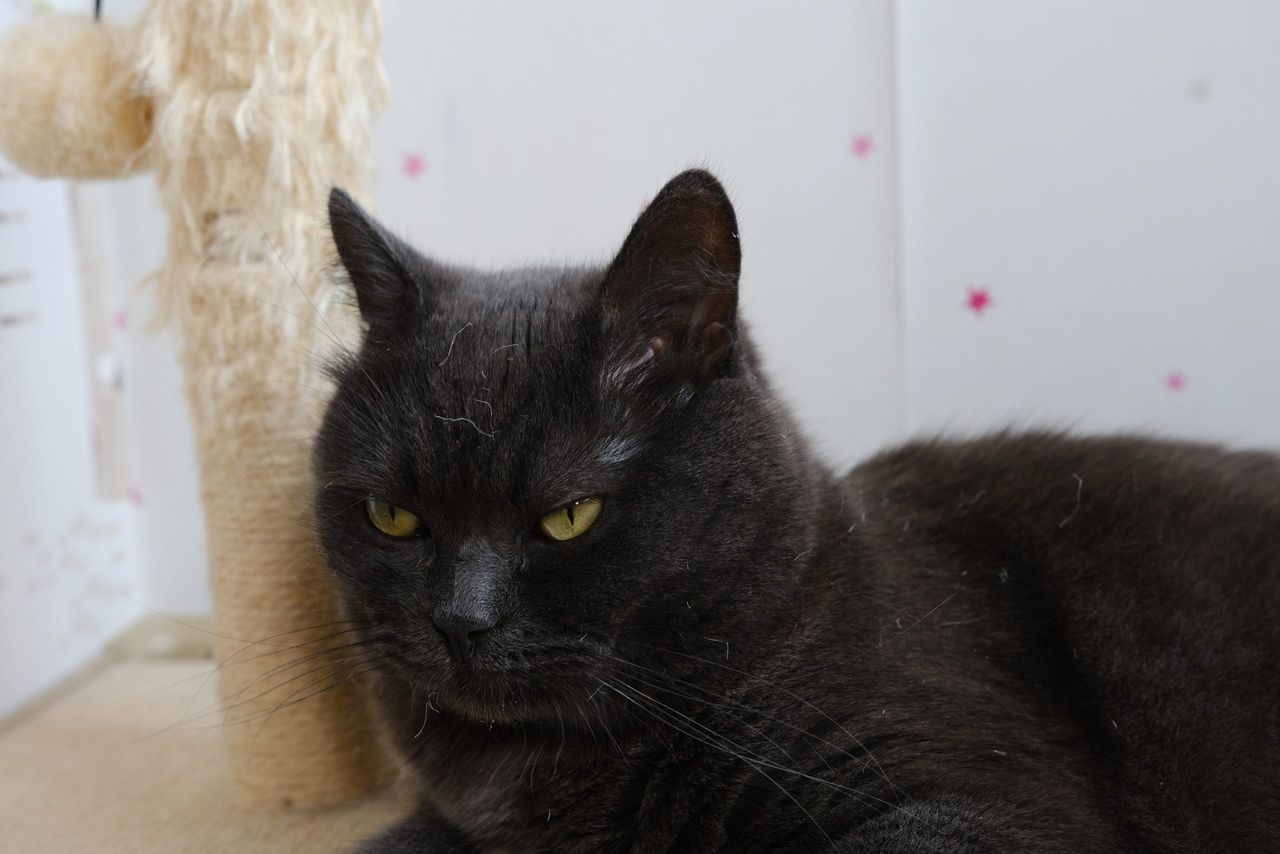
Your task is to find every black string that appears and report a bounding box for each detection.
[94,0,102,21]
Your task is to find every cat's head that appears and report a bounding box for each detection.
[314,170,814,724]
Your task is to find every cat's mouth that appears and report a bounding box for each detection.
[387,643,612,725]
[423,668,598,725]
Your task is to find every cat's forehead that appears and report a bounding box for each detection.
[365,265,610,478]
[350,265,635,508]
[413,264,599,388]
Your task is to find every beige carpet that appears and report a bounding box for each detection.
[0,661,412,853]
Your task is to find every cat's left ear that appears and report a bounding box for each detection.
[328,188,427,341]
[600,169,741,386]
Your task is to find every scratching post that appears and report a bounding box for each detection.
[0,1,391,809]
[134,0,390,808]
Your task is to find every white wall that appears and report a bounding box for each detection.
[897,0,1280,450]
[0,150,142,718]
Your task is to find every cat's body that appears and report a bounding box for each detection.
[315,172,1280,853]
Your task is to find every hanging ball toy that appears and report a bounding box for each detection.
[0,14,151,178]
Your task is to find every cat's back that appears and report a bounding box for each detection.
[834,431,1280,850]
[845,430,1280,595]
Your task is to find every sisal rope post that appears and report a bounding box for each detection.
[133,0,391,808]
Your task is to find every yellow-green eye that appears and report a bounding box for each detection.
[539,497,602,542]
[366,498,422,538]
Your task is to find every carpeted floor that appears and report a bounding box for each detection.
[0,660,412,853]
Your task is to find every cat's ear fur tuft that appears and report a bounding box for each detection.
[601,169,741,386]
[328,188,424,341]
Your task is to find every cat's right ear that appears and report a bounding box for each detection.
[599,170,741,390]
[328,188,424,340]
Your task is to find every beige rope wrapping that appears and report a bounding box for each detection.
[134,0,391,808]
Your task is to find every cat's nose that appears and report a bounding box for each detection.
[432,608,496,662]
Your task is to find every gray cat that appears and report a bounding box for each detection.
[314,170,1280,852]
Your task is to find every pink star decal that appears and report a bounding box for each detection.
[111,309,128,331]
[1165,372,1187,392]
[402,152,428,179]
[126,486,144,507]
[965,286,993,315]
[850,134,875,159]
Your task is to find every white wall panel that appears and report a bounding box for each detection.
[898,0,1280,450]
